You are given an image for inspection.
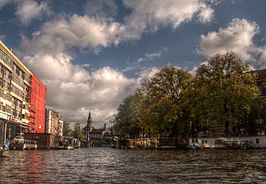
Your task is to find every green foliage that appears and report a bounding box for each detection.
[192,52,261,136]
[73,123,85,142]
[113,93,143,138]
[142,67,192,137]
[113,52,263,138]
[63,121,72,137]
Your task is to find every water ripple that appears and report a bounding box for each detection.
[0,148,265,183]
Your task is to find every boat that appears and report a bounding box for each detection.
[64,146,74,150]
[188,144,202,149]
[188,136,266,149]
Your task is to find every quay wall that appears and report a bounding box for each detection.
[116,137,187,149]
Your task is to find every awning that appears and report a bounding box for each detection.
[8,119,28,127]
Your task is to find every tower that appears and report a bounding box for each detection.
[86,112,92,143]
[87,112,92,132]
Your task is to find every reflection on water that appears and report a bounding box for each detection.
[0,148,265,183]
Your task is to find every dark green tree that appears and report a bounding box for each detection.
[63,121,72,136]
[113,93,143,138]
[142,67,193,138]
[194,52,260,136]
[73,123,85,142]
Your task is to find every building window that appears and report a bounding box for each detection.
[256,138,259,144]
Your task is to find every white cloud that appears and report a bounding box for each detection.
[15,0,50,25]
[199,18,259,60]
[122,0,215,40]
[257,47,266,69]
[197,3,214,23]
[199,18,266,69]
[21,14,125,55]
[23,52,136,127]
[18,0,217,126]
[136,67,159,80]
[137,52,161,64]
[122,49,165,73]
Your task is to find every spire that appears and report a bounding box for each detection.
[88,112,91,122]
[87,111,92,131]
[85,111,93,143]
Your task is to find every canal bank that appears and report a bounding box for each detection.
[116,136,266,149]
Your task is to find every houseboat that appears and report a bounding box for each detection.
[188,136,266,149]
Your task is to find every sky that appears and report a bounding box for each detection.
[0,0,265,128]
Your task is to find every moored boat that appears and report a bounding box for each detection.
[65,146,74,150]
[188,136,266,149]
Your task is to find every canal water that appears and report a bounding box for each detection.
[0,148,265,183]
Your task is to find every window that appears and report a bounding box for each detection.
[18,101,22,108]
[6,106,11,114]
[256,138,259,144]
[12,109,17,117]
[215,139,224,145]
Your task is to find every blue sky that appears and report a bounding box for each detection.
[0,0,265,127]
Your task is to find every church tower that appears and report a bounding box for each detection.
[85,111,93,143]
[87,112,92,132]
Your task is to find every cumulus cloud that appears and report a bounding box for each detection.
[23,52,136,127]
[15,0,50,25]
[18,0,216,127]
[21,14,125,55]
[199,18,266,69]
[122,0,215,40]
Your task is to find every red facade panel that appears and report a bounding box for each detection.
[29,74,47,133]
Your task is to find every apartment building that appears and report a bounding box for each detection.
[0,40,46,146]
[45,108,63,136]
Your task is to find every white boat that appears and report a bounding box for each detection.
[188,136,266,149]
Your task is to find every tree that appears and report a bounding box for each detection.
[113,93,143,138]
[63,121,72,136]
[194,52,260,136]
[142,67,193,138]
[73,123,85,142]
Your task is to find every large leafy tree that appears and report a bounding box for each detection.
[194,52,260,136]
[73,123,85,142]
[63,121,72,137]
[113,93,143,138]
[142,67,192,138]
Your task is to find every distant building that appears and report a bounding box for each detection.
[84,112,113,147]
[252,69,266,134]
[45,108,63,136]
[89,124,112,147]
